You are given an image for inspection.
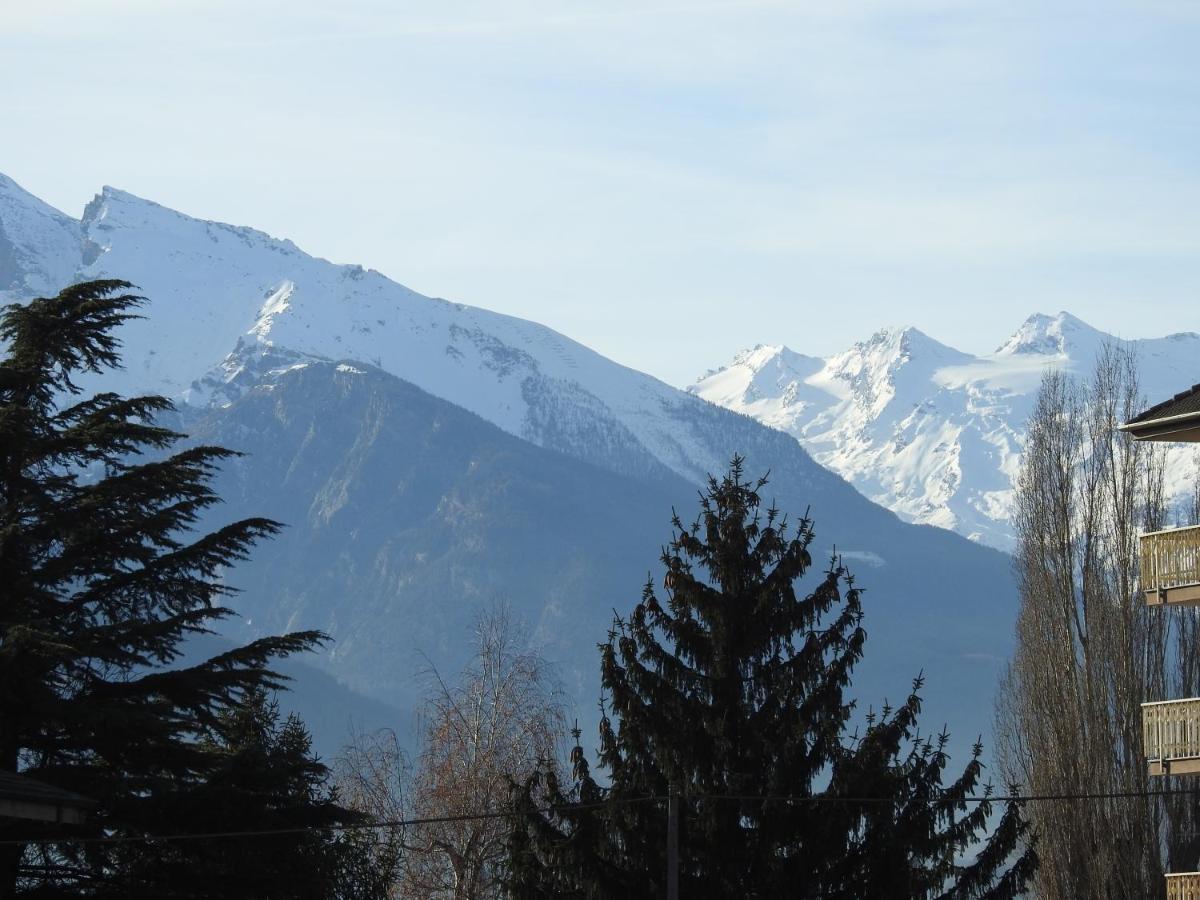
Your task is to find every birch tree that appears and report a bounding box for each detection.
[337,604,564,899]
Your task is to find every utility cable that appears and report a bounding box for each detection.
[0,796,663,847]
[7,785,1200,846]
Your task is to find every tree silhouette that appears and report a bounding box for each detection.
[508,458,1036,899]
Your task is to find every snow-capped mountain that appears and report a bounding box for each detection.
[692,319,1200,549]
[2,178,741,487]
[0,172,1021,758]
[0,173,82,296]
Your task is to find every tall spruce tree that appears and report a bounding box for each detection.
[0,281,358,897]
[507,458,1037,898]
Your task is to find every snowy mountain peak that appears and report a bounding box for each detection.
[694,317,1200,550]
[853,325,970,364]
[820,326,973,415]
[826,326,972,387]
[728,343,823,377]
[0,172,762,491]
[691,328,968,409]
[0,174,82,297]
[995,310,1103,356]
[81,184,306,262]
[729,343,782,370]
[689,344,826,414]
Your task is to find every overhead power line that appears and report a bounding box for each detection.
[0,796,659,847]
[5,785,1200,847]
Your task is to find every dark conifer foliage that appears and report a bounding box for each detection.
[508,458,1037,899]
[112,691,364,898]
[0,281,355,897]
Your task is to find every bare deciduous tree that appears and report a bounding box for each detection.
[333,727,409,898]
[993,343,1192,898]
[336,604,565,899]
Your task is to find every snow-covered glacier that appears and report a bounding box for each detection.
[692,318,1200,550]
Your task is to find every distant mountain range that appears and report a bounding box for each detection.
[0,173,1019,762]
[692,317,1200,550]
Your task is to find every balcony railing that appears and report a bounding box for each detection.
[1143,699,1200,776]
[1141,525,1200,606]
[1167,873,1200,900]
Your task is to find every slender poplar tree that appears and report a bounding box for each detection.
[508,458,1037,898]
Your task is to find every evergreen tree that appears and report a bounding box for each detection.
[112,690,354,898]
[508,458,1037,899]
[0,281,359,897]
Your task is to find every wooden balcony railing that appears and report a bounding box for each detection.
[1141,525,1200,606]
[1144,699,1200,776]
[1167,873,1200,900]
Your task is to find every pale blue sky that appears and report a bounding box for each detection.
[3,0,1198,385]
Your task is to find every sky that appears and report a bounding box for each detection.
[3,0,1199,386]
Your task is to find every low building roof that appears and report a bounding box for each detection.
[1120,383,1200,442]
[0,771,95,825]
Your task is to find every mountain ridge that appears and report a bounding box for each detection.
[693,314,1200,549]
[0,172,1021,758]
[11,177,751,489]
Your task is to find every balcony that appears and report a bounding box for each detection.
[1168,873,1200,900]
[1143,699,1200,776]
[1141,525,1200,607]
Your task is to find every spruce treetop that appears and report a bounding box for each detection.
[508,457,1036,899]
